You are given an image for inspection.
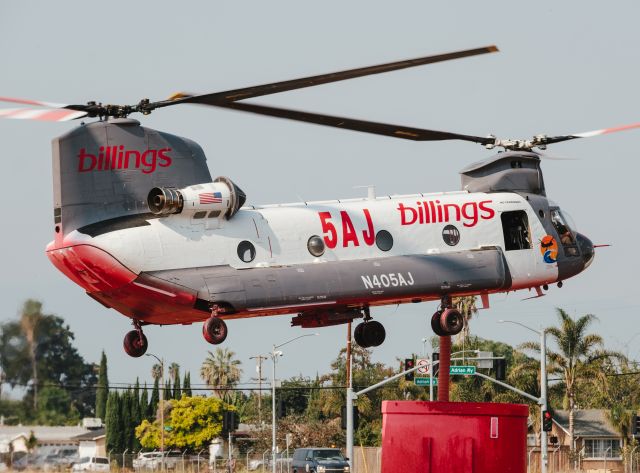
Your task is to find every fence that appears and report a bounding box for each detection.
[526,446,640,473]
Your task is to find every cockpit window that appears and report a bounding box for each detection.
[550,209,579,256]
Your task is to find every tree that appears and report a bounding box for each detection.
[183,372,192,397]
[95,351,109,421]
[135,396,232,450]
[149,378,159,419]
[0,302,97,422]
[521,308,625,456]
[169,363,181,399]
[36,386,80,425]
[26,431,37,452]
[19,300,45,409]
[106,391,124,453]
[452,295,478,343]
[200,348,243,399]
[140,383,149,422]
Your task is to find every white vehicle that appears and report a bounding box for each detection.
[71,457,110,472]
[133,452,163,470]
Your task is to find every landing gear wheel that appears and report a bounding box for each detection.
[362,320,386,347]
[203,317,228,344]
[439,308,463,336]
[431,311,447,337]
[123,330,148,357]
[354,321,386,348]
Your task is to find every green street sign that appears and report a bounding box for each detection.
[415,377,437,386]
[450,365,476,375]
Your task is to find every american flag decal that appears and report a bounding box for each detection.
[199,192,222,204]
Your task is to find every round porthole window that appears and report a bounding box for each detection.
[237,240,256,263]
[375,230,393,251]
[442,225,460,246]
[307,235,325,257]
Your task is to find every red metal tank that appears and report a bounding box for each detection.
[381,401,528,473]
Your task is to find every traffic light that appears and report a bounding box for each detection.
[432,352,439,377]
[542,410,553,432]
[494,358,506,381]
[341,406,359,430]
[404,358,415,381]
[222,410,236,432]
[631,414,640,436]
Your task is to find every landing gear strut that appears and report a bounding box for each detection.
[123,320,148,358]
[354,307,386,348]
[203,307,228,345]
[430,296,464,337]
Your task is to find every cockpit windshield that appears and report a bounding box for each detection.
[550,209,579,256]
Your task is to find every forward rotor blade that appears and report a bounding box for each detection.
[0,108,87,122]
[152,45,498,109]
[542,122,640,145]
[214,101,494,144]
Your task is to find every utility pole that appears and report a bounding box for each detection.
[499,320,548,473]
[250,355,268,425]
[346,321,353,470]
[146,354,165,470]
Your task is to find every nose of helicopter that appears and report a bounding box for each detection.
[576,232,595,269]
[556,232,595,282]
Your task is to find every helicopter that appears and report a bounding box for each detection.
[1,45,636,357]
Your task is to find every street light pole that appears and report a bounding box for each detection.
[269,333,318,473]
[499,320,548,473]
[146,353,165,469]
[250,355,268,425]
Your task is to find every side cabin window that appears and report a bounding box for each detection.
[501,210,531,251]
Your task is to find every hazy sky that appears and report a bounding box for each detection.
[1,1,639,394]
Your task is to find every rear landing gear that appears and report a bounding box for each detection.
[124,320,148,357]
[430,296,464,337]
[203,309,228,345]
[354,307,386,348]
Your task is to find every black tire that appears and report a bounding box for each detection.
[203,317,228,344]
[123,330,148,357]
[362,320,386,347]
[439,308,464,335]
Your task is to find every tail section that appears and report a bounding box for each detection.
[52,118,211,243]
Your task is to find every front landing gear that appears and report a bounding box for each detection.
[124,320,148,357]
[203,309,228,345]
[354,307,386,348]
[430,296,464,337]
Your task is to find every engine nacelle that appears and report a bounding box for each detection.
[147,176,246,219]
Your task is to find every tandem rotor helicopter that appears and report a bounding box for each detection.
[2,45,636,357]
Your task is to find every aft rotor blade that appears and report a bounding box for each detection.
[0,96,71,109]
[152,45,499,109]
[0,107,88,122]
[542,122,640,145]
[215,101,494,144]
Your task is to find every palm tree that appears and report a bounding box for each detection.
[521,308,625,455]
[151,363,162,381]
[200,348,243,399]
[453,296,478,344]
[19,300,45,409]
[168,362,180,381]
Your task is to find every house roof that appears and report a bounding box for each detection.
[553,410,619,438]
[0,426,89,443]
[73,428,106,441]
